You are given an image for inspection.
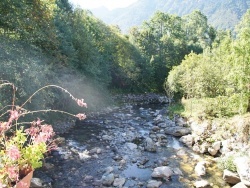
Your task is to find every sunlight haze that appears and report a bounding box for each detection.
[69,0,138,10]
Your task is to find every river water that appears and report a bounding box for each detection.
[35,102,230,188]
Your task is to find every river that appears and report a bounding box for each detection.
[34,100,230,188]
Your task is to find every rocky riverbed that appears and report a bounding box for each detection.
[31,94,250,188]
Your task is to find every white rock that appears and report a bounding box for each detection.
[151,166,173,179]
[195,161,206,176]
[232,182,248,188]
[234,156,250,186]
[194,180,210,188]
[212,141,221,151]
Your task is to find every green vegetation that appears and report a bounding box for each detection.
[166,10,250,118]
[218,156,237,172]
[1,0,250,120]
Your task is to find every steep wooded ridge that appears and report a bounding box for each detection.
[92,0,250,33]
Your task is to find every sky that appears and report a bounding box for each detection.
[69,0,138,10]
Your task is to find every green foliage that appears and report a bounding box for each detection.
[167,102,185,119]
[166,10,250,118]
[218,156,237,172]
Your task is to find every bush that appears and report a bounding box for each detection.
[218,156,237,172]
[182,94,248,118]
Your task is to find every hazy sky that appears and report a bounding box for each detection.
[69,0,138,10]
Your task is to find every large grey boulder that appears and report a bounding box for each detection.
[165,127,191,137]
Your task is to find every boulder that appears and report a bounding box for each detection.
[151,166,173,179]
[223,169,241,185]
[165,127,191,137]
[179,134,194,147]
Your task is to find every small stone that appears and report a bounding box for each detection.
[194,180,210,188]
[30,178,43,188]
[126,142,138,150]
[147,180,162,188]
[101,173,115,186]
[113,177,126,187]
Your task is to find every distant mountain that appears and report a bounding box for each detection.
[91,0,250,33]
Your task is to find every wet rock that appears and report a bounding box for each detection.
[158,122,167,128]
[234,156,250,186]
[232,182,248,188]
[195,161,206,176]
[146,180,162,188]
[31,178,43,188]
[165,127,191,137]
[84,175,94,183]
[152,126,160,132]
[194,180,211,188]
[102,135,113,141]
[144,137,157,152]
[101,173,115,186]
[78,150,91,161]
[223,169,241,185]
[113,177,126,187]
[173,167,183,176]
[151,166,173,179]
[126,142,138,150]
[179,134,194,147]
[54,137,66,146]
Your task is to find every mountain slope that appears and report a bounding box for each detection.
[91,0,250,33]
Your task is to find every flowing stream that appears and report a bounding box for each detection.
[36,102,230,188]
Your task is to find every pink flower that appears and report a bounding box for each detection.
[25,126,39,136]
[75,113,87,120]
[41,125,54,139]
[7,145,21,161]
[6,166,19,181]
[33,132,48,144]
[9,110,19,121]
[76,99,87,108]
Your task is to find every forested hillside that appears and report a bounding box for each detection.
[92,0,250,33]
[0,0,250,119]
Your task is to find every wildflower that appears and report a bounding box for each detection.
[77,99,87,108]
[6,166,19,181]
[6,145,21,161]
[41,124,54,138]
[75,113,87,120]
[9,110,19,121]
[25,126,39,137]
